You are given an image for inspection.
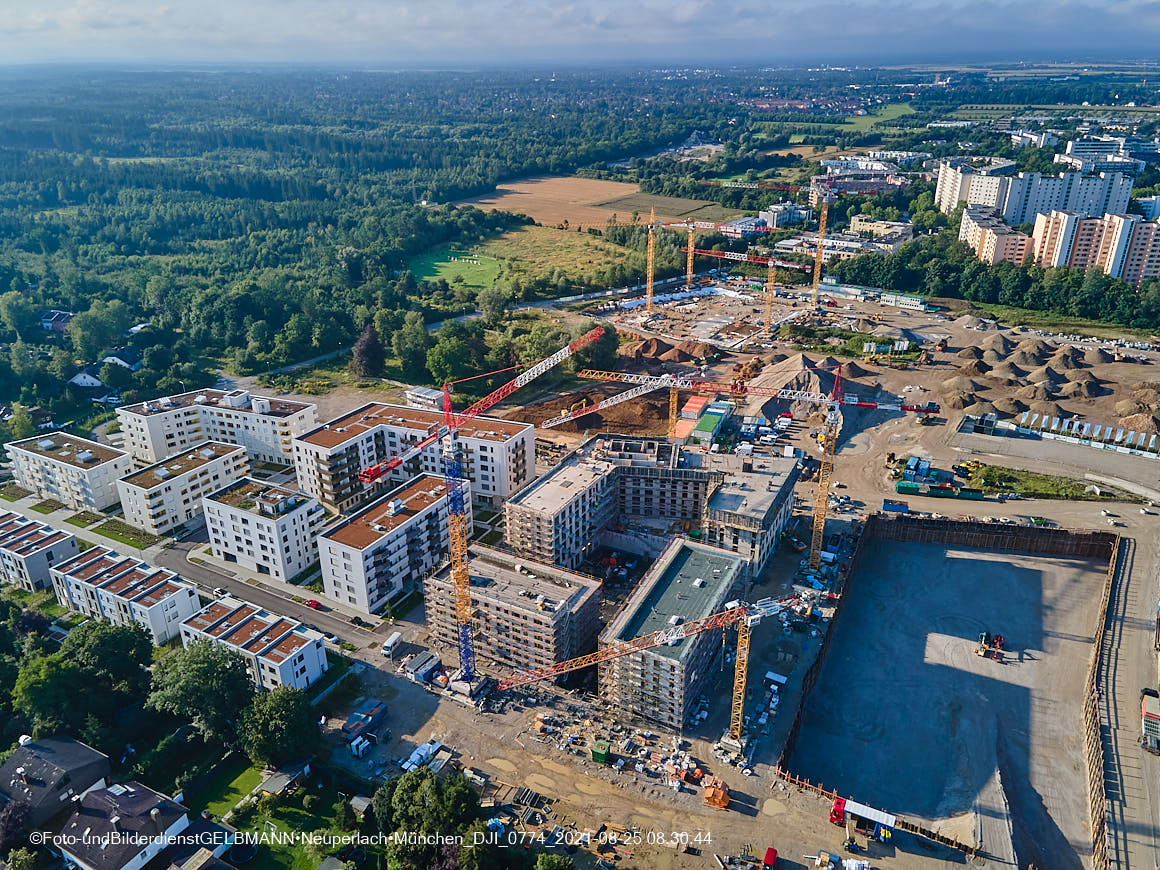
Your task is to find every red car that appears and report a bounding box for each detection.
[762,847,778,869]
[305,600,323,610]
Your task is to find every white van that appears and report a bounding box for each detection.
[382,631,403,657]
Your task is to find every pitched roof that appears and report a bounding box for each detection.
[58,782,186,870]
[0,737,110,827]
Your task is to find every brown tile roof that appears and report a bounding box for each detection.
[323,474,448,550]
[298,402,528,449]
[121,442,245,490]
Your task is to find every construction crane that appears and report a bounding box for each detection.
[498,594,804,748]
[540,368,938,431]
[677,246,810,337]
[357,326,604,683]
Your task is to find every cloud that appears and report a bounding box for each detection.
[0,0,1157,64]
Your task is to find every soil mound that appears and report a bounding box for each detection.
[981,333,1014,354]
[1016,383,1056,401]
[993,397,1028,414]
[941,390,976,410]
[956,347,983,360]
[1084,347,1114,365]
[1119,413,1160,434]
[958,360,992,377]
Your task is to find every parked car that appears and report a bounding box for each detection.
[304,599,323,610]
[213,587,228,597]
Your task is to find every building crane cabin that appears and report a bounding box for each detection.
[358,326,604,685]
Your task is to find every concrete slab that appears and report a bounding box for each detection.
[788,539,1106,869]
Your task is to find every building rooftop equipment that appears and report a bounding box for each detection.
[8,433,126,469]
[207,477,310,515]
[322,474,448,549]
[298,402,527,449]
[120,441,243,490]
[119,388,311,418]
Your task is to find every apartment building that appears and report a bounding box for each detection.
[50,546,200,643]
[505,435,797,581]
[424,545,601,676]
[0,510,79,592]
[293,402,532,513]
[774,230,907,264]
[959,206,1033,265]
[116,388,317,465]
[758,202,808,228]
[849,215,914,241]
[935,159,1133,225]
[1031,210,1160,285]
[204,478,325,582]
[599,540,743,730]
[320,474,462,614]
[117,442,249,535]
[933,157,1017,213]
[7,433,132,511]
[179,596,328,690]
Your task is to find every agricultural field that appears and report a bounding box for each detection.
[410,225,633,288]
[456,175,740,227]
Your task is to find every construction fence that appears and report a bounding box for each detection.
[774,513,1119,866]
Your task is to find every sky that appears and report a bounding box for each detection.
[1,0,1158,66]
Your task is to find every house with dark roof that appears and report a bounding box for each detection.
[0,736,110,829]
[57,782,188,870]
[40,310,75,332]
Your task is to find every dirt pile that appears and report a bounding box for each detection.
[989,361,1027,379]
[993,397,1028,415]
[1084,347,1114,365]
[958,360,992,377]
[658,346,693,363]
[840,361,870,379]
[942,390,977,410]
[1026,365,1065,385]
[1115,399,1147,417]
[956,346,983,360]
[1059,380,1098,399]
[953,314,988,329]
[981,333,1014,355]
[943,375,983,392]
[623,337,675,360]
[677,340,717,358]
[1050,346,1085,369]
[1010,348,1047,367]
[1029,400,1066,418]
[1017,383,1056,401]
[962,400,996,416]
[1118,413,1160,434]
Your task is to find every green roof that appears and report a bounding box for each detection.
[694,413,723,433]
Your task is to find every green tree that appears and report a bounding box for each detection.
[147,641,254,741]
[12,655,89,733]
[98,362,133,391]
[0,292,38,341]
[238,687,319,765]
[392,311,431,379]
[7,847,37,870]
[534,855,575,870]
[425,337,470,385]
[476,287,510,326]
[350,323,386,379]
[59,621,153,698]
[68,300,133,362]
[6,405,36,440]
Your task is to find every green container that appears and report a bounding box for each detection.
[592,739,611,764]
[896,481,920,494]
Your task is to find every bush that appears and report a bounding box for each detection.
[302,793,320,812]
[230,801,256,828]
[257,793,281,816]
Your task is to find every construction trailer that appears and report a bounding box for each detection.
[829,797,896,843]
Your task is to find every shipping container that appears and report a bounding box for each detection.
[882,499,909,513]
[956,487,985,501]
[895,481,920,494]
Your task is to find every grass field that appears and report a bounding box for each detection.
[185,756,263,818]
[29,499,65,514]
[968,464,1131,501]
[939,300,1156,339]
[0,484,32,502]
[92,519,165,549]
[411,225,632,288]
[842,101,915,131]
[456,175,739,227]
[65,511,105,527]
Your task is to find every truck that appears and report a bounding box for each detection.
[762,847,778,868]
[1143,688,1160,755]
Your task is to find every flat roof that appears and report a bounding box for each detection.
[51,546,114,575]
[433,545,599,616]
[207,477,309,513]
[8,433,126,469]
[323,474,447,550]
[121,441,244,490]
[608,540,742,662]
[689,454,798,523]
[298,402,529,450]
[183,600,235,633]
[119,388,312,418]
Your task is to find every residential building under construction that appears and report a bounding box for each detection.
[424,545,602,675]
[599,539,744,730]
[503,435,797,580]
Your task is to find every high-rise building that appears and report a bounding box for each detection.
[959,206,1033,265]
[203,479,325,583]
[424,545,601,677]
[293,403,532,513]
[116,388,317,466]
[1031,210,1160,286]
[319,474,461,614]
[7,433,132,511]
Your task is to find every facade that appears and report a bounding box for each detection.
[809,174,908,206]
[320,474,459,614]
[758,202,808,228]
[424,545,601,675]
[50,546,200,644]
[57,782,189,870]
[0,510,79,592]
[117,442,249,535]
[0,737,110,829]
[933,157,1017,213]
[849,215,914,241]
[599,540,744,730]
[404,386,444,411]
[179,596,328,690]
[1010,130,1059,149]
[935,159,1133,224]
[293,402,533,513]
[7,433,132,511]
[204,478,325,582]
[1032,210,1160,285]
[505,435,798,581]
[774,230,907,264]
[116,388,317,465]
[959,206,1033,265]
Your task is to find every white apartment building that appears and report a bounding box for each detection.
[50,546,200,643]
[933,157,1017,213]
[180,596,328,690]
[116,388,317,465]
[0,510,79,592]
[204,478,325,582]
[293,402,533,513]
[935,159,1133,225]
[320,473,462,614]
[117,442,249,535]
[1032,210,1160,286]
[7,433,132,511]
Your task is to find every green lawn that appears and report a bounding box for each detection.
[242,785,371,870]
[968,464,1132,501]
[1,586,68,620]
[481,529,503,546]
[942,301,1155,340]
[66,511,105,527]
[29,499,66,514]
[408,248,503,289]
[306,651,353,701]
[92,520,166,548]
[185,756,264,819]
[392,589,424,620]
[842,101,914,131]
[0,483,32,502]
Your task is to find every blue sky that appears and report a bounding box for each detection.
[1,0,1157,65]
